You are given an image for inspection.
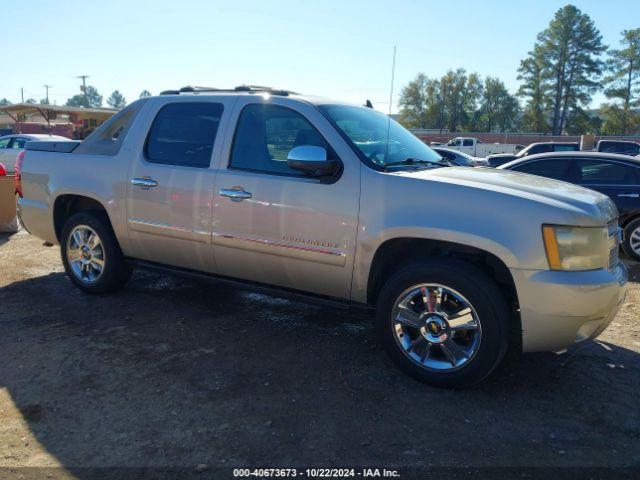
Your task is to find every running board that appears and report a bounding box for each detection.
[126,259,373,313]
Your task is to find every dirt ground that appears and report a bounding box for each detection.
[0,229,639,478]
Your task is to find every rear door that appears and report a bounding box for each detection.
[126,98,233,273]
[210,97,360,299]
[461,138,475,156]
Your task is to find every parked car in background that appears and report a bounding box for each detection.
[499,151,640,260]
[0,134,70,173]
[486,142,579,167]
[596,140,640,157]
[431,147,489,167]
[444,137,523,157]
[17,86,627,388]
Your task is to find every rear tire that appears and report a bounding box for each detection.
[376,258,510,388]
[622,218,640,261]
[60,211,131,294]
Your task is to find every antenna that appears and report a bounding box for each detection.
[384,46,397,163]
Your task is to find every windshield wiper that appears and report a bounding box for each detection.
[383,157,450,170]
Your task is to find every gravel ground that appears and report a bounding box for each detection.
[0,230,639,479]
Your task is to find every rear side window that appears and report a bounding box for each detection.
[146,102,223,168]
[576,160,639,185]
[512,159,568,181]
[74,99,147,156]
[229,103,330,176]
[462,139,474,147]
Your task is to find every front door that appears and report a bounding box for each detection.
[126,99,230,273]
[573,157,640,221]
[211,98,360,299]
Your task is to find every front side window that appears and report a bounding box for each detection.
[512,159,568,181]
[8,138,27,149]
[146,102,223,168]
[577,160,639,185]
[318,104,444,170]
[0,138,10,148]
[229,103,331,176]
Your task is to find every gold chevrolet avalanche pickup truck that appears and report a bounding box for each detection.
[16,86,628,387]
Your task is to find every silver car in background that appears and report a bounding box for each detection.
[0,134,70,173]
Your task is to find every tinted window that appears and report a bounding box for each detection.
[512,159,568,181]
[230,103,330,176]
[576,160,639,185]
[553,144,578,152]
[527,144,552,155]
[76,99,147,156]
[462,139,474,147]
[8,138,27,149]
[0,138,11,148]
[146,102,223,168]
[598,141,640,156]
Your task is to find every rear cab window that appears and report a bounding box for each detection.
[74,99,148,156]
[145,102,224,168]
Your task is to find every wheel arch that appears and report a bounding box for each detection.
[365,237,521,348]
[53,194,112,242]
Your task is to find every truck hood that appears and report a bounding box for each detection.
[394,166,618,224]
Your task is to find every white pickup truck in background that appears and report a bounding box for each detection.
[443,137,524,157]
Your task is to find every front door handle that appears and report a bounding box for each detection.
[131,178,158,189]
[219,188,252,201]
[617,193,640,198]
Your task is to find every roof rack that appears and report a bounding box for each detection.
[160,85,294,96]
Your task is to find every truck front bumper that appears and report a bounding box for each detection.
[511,262,628,352]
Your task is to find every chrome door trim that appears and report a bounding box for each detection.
[212,231,347,266]
[128,218,210,243]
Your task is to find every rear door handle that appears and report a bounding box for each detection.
[219,188,252,201]
[131,178,158,189]
[617,193,640,198]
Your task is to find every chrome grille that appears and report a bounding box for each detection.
[607,220,620,270]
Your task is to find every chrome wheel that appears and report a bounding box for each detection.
[630,226,640,256]
[392,284,482,372]
[66,225,105,284]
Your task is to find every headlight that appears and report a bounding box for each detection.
[542,225,609,271]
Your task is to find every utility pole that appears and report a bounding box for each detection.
[76,75,90,106]
[21,87,24,103]
[43,84,52,104]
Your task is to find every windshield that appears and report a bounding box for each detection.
[318,104,445,169]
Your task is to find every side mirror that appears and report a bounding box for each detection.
[287,145,339,177]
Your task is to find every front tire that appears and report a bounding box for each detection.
[376,258,510,388]
[60,211,131,294]
[622,218,640,261]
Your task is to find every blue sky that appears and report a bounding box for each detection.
[3,0,639,112]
